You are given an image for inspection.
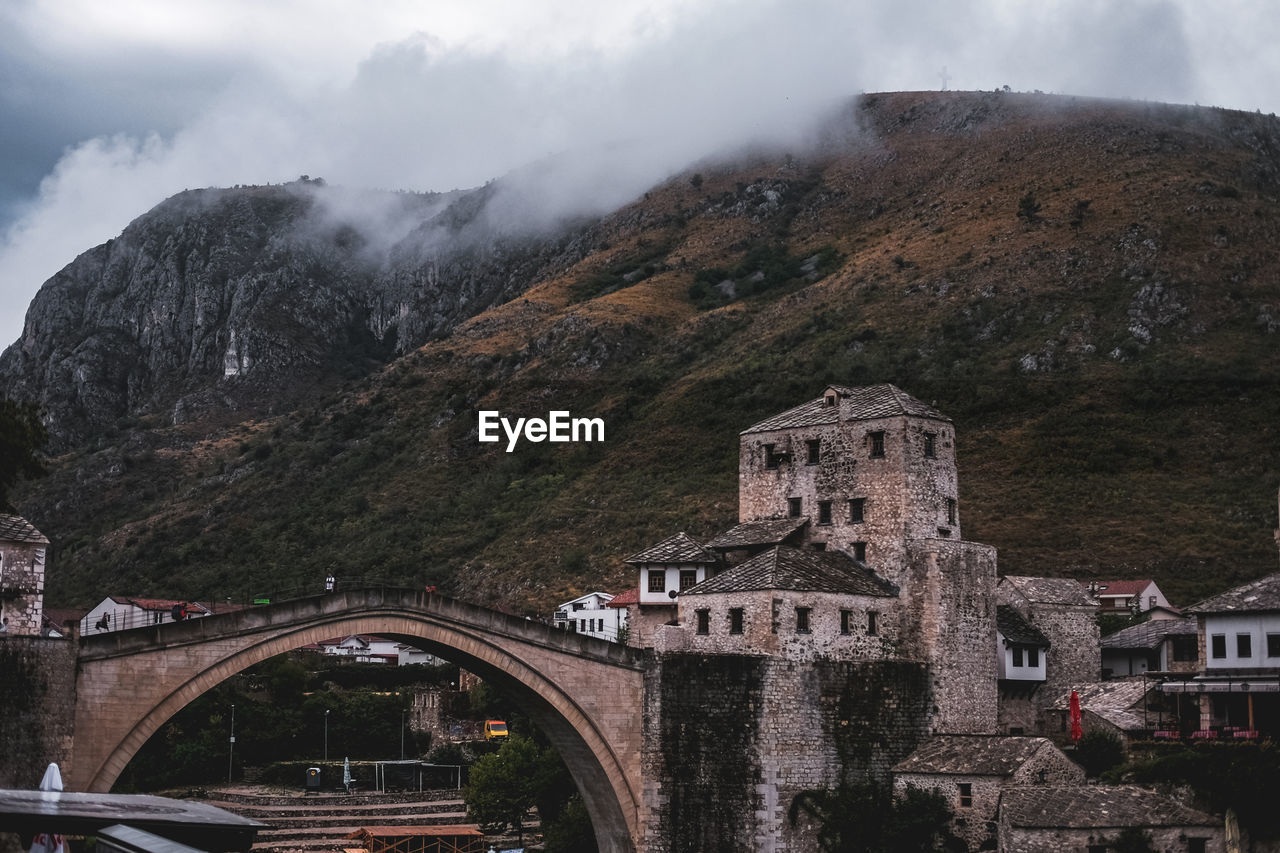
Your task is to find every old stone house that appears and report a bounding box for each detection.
[614,383,1109,851]
[0,514,49,636]
[1044,679,1152,747]
[996,576,1100,735]
[892,735,1084,852]
[997,785,1224,853]
[1101,616,1199,678]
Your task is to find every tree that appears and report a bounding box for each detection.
[789,778,962,852]
[0,397,47,511]
[1074,729,1124,778]
[1016,192,1042,225]
[541,795,598,853]
[465,735,543,842]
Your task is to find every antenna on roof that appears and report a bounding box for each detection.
[938,66,951,92]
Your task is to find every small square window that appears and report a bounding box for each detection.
[852,542,867,562]
[789,497,803,518]
[729,608,744,635]
[648,570,666,593]
[695,609,709,635]
[806,439,820,465]
[1187,839,1208,853]
[796,607,811,634]
[818,500,832,525]
[765,444,780,469]
[868,431,885,458]
[866,610,878,636]
[1172,635,1198,662]
[924,433,936,458]
[1211,634,1226,659]
[957,783,972,808]
[1267,634,1280,658]
[679,569,699,590]
[849,498,865,523]
[1237,633,1253,658]
[840,609,852,635]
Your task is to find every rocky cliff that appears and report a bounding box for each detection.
[0,178,592,447]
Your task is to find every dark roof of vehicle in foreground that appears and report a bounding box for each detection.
[0,789,267,852]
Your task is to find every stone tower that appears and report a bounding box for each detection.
[737,383,960,590]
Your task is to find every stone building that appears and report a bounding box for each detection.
[622,532,721,648]
[892,735,1084,852]
[997,785,1224,853]
[0,514,49,636]
[996,576,1099,735]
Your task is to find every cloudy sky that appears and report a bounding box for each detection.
[2,0,1278,348]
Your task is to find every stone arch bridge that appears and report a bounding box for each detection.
[71,587,646,853]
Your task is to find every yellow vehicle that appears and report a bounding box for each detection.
[483,720,509,741]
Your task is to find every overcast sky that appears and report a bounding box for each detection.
[2,0,1278,349]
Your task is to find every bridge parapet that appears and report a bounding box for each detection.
[78,586,646,670]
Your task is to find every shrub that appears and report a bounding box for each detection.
[1074,729,1124,777]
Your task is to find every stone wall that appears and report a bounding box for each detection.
[0,635,77,787]
[903,540,998,734]
[1030,602,1101,714]
[0,540,46,636]
[642,654,931,853]
[999,824,1224,853]
[676,589,899,661]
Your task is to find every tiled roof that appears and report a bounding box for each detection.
[741,384,949,434]
[1102,616,1197,650]
[892,735,1057,776]
[707,518,809,549]
[1086,579,1154,597]
[681,546,895,597]
[1002,576,1097,607]
[999,786,1220,829]
[0,514,48,544]
[624,532,719,565]
[997,605,1051,647]
[1187,572,1280,614]
[1050,678,1148,715]
[606,588,639,608]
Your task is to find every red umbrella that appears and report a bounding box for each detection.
[1069,690,1083,743]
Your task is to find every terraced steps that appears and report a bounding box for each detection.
[193,785,482,853]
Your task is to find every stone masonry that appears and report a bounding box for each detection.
[0,515,49,636]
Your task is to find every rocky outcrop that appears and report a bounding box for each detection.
[0,179,589,447]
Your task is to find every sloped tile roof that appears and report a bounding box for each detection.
[999,785,1220,829]
[741,384,949,434]
[1187,572,1280,614]
[624,532,720,565]
[606,588,639,608]
[681,546,894,597]
[1049,678,1149,715]
[892,735,1057,776]
[0,514,48,544]
[997,605,1051,647]
[1102,616,1197,650]
[707,518,809,549]
[127,598,211,613]
[1087,579,1154,597]
[1003,576,1097,606]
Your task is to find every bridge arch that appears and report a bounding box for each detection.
[72,589,645,853]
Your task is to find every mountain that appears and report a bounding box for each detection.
[6,90,1280,614]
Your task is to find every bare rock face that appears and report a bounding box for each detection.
[0,179,584,448]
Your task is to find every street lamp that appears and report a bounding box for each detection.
[324,709,329,761]
[228,704,235,783]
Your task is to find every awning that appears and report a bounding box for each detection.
[1160,680,1280,693]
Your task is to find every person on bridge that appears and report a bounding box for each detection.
[95,613,110,631]
[325,575,335,592]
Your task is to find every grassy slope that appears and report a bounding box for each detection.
[20,91,1280,613]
